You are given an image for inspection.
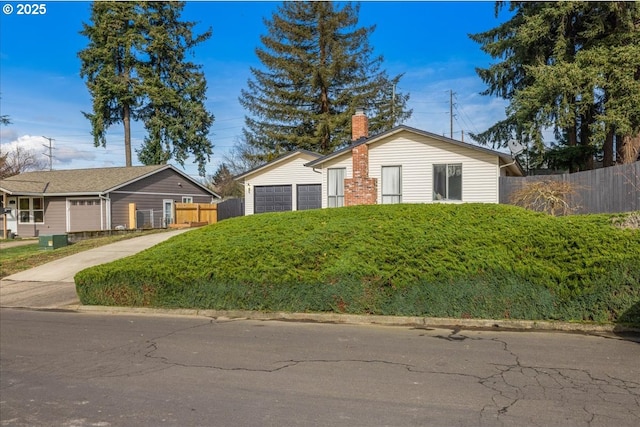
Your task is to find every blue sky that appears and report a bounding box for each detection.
[0,1,512,179]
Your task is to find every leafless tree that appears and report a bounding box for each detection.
[0,144,48,179]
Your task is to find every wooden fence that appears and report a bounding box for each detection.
[175,203,217,225]
[500,162,640,214]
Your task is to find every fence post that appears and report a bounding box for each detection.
[128,203,136,229]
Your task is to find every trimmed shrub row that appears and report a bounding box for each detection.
[75,204,640,325]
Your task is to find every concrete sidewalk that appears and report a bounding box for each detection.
[0,229,192,309]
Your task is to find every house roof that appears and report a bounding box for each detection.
[305,125,524,175]
[0,164,220,197]
[234,149,322,181]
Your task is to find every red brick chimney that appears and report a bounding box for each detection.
[344,108,377,206]
[351,107,369,141]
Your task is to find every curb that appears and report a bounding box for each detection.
[68,305,640,335]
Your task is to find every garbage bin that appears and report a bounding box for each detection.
[39,234,68,250]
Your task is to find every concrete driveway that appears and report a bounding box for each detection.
[0,229,192,309]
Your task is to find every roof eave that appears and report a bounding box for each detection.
[235,149,322,181]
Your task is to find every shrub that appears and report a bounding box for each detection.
[75,204,640,325]
[612,211,640,230]
[509,180,580,216]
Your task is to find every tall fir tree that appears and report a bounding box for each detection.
[240,1,411,161]
[470,1,640,172]
[79,1,143,167]
[136,2,214,176]
[79,1,214,175]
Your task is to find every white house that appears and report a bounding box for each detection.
[236,110,523,215]
[234,150,322,215]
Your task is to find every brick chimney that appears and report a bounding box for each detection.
[344,108,377,206]
[351,107,369,141]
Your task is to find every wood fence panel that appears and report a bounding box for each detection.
[500,162,639,214]
[175,203,217,225]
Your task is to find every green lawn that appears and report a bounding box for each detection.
[75,204,640,325]
[1,230,170,278]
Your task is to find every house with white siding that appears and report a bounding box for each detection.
[236,110,523,214]
[234,150,323,215]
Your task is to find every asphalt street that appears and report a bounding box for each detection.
[1,308,639,427]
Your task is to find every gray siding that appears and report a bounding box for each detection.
[109,168,214,228]
[16,197,67,237]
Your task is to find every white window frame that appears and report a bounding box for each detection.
[381,166,402,204]
[327,168,345,208]
[433,163,462,201]
[18,197,44,224]
[182,196,193,203]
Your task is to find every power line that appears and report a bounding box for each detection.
[449,90,456,139]
[42,136,55,171]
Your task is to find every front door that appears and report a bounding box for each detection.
[5,197,18,237]
[163,200,174,227]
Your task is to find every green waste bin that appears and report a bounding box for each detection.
[39,234,68,250]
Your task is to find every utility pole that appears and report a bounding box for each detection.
[449,89,454,139]
[42,136,55,171]
[392,82,396,127]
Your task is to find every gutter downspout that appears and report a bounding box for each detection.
[2,192,7,239]
[499,158,517,171]
[99,193,110,230]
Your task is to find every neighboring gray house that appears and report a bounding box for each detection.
[236,110,524,214]
[0,164,219,238]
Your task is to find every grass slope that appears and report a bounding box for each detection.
[75,204,640,325]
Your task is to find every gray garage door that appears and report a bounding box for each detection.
[297,184,321,210]
[254,185,292,213]
[69,198,102,231]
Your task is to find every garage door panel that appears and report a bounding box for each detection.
[297,184,321,210]
[254,185,292,213]
[69,199,102,231]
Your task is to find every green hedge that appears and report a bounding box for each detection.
[75,204,640,325]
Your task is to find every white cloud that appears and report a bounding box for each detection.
[0,134,101,170]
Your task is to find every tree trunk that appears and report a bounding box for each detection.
[123,103,132,167]
[567,123,578,173]
[603,129,614,167]
[580,107,595,170]
[618,134,640,164]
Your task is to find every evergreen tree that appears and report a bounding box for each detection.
[240,1,411,161]
[79,1,144,167]
[136,2,214,176]
[470,1,640,171]
[205,163,243,199]
[79,1,214,175]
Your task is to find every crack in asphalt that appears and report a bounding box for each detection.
[139,324,640,425]
[38,321,638,425]
[432,328,640,426]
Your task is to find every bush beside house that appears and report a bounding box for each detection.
[75,204,640,325]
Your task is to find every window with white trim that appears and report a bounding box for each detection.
[433,164,462,201]
[382,166,402,204]
[182,196,193,203]
[327,168,345,207]
[18,197,44,224]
